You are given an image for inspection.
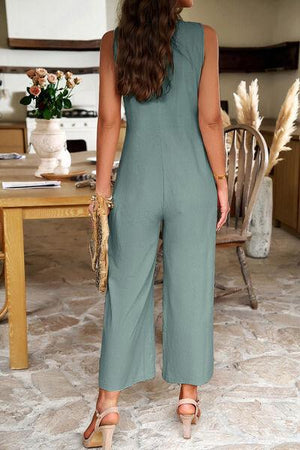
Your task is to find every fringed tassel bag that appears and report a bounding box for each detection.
[88,193,114,293]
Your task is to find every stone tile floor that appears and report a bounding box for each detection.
[0,219,299,449]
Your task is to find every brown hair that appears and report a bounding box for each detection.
[115,0,183,102]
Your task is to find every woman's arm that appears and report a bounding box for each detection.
[95,30,121,198]
[198,24,229,230]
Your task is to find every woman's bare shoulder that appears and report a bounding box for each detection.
[101,30,115,45]
[202,24,219,55]
[202,24,218,42]
[100,30,115,61]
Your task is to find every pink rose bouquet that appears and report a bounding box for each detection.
[20,67,82,119]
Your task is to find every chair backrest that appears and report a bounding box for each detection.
[223,124,269,234]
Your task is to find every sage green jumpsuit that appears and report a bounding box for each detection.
[98,20,218,391]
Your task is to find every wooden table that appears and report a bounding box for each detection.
[0,150,120,369]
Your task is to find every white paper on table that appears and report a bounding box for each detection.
[2,180,61,189]
[0,152,26,160]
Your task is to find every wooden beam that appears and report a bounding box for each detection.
[0,66,99,74]
[220,41,299,73]
[1,40,298,74]
[8,37,101,51]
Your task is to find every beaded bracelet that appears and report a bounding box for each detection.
[90,193,114,210]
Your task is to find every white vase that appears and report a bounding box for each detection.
[53,148,72,175]
[30,118,69,177]
[245,176,273,258]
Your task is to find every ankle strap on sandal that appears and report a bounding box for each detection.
[95,406,119,430]
[177,398,199,407]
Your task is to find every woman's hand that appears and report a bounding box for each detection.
[88,187,113,216]
[216,179,230,231]
[88,202,94,216]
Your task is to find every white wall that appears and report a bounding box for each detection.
[5,0,108,40]
[0,0,119,121]
[182,0,300,120]
[270,0,300,114]
[0,0,299,121]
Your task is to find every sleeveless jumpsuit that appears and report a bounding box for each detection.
[98,20,218,391]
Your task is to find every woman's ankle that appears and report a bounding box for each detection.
[179,384,198,399]
[97,388,120,409]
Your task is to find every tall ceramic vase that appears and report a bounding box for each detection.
[30,118,69,177]
[245,176,273,258]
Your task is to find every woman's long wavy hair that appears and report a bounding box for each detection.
[115,0,183,102]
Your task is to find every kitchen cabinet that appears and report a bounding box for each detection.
[260,119,300,235]
[0,122,27,154]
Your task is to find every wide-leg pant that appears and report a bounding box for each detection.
[98,146,218,391]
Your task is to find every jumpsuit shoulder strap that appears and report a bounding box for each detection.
[189,22,205,83]
[196,22,205,69]
[177,21,205,84]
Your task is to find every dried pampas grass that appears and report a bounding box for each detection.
[233,78,263,131]
[221,108,231,128]
[233,78,264,151]
[265,78,300,176]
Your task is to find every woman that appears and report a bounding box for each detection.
[83,0,229,447]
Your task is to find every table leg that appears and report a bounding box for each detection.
[3,208,28,369]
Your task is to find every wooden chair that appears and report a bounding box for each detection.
[155,124,269,310]
[215,124,268,309]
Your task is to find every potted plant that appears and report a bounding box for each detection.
[20,68,82,177]
[222,78,299,258]
[245,78,299,257]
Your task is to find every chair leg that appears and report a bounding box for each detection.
[236,245,258,309]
